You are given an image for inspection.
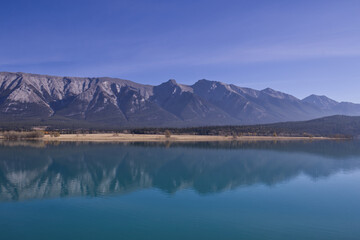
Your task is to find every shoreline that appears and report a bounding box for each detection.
[31,133,337,142]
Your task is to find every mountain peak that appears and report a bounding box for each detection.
[156,79,192,93]
[260,87,298,100]
[262,87,275,92]
[302,94,338,110]
[197,78,211,82]
[303,94,338,103]
[194,79,223,85]
[304,94,336,101]
[167,79,177,84]
[193,79,231,88]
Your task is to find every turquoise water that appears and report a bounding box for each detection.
[0,141,360,239]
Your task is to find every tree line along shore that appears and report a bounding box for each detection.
[1,115,358,140]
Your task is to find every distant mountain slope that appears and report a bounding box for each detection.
[302,94,339,110]
[268,115,360,137]
[0,72,360,128]
[251,115,360,137]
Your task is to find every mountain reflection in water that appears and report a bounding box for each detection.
[1,140,360,201]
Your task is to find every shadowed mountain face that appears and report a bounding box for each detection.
[1,141,360,201]
[1,72,360,127]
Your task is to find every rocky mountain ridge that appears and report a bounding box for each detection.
[0,71,359,128]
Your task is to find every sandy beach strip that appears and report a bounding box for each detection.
[36,133,335,142]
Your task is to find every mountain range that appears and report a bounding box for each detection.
[0,71,359,128]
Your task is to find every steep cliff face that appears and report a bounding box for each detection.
[0,71,360,128]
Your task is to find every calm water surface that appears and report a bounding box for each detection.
[0,140,360,239]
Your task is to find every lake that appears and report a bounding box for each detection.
[0,140,360,240]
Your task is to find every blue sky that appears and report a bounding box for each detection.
[1,0,360,102]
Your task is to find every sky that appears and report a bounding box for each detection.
[1,0,360,102]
